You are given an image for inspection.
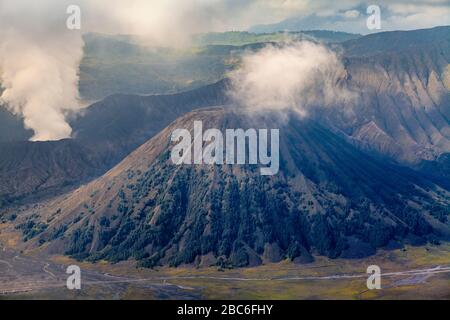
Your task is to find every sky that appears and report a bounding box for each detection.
[245,0,450,34]
[0,0,449,140]
[79,0,450,36]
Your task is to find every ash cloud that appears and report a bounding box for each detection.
[228,41,355,117]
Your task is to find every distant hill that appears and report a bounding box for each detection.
[336,26,450,164]
[342,26,450,57]
[248,13,366,35]
[192,30,361,46]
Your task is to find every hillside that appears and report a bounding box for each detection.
[342,26,450,57]
[12,108,450,267]
[0,140,105,208]
[336,26,450,164]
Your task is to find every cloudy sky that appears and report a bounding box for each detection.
[243,0,450,34]
[75,0,450,36]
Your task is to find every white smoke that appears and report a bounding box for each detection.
[0,0,83,141]
[228,41,354,117]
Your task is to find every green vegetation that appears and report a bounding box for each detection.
[16,217,48,242]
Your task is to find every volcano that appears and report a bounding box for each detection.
[14,107,450,267]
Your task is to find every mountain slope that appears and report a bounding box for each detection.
[342,26,450,57]
[316,27,450,165]
[14,108,450,267]
[0,140,105,207]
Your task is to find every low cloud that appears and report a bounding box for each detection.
[228,41,354,117]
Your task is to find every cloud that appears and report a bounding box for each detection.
[384,3,450,31]
[344,10,361,19]
[228,41,354,117]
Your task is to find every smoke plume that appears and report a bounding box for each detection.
[0,0,83,141]
[228,41,354,117]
